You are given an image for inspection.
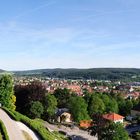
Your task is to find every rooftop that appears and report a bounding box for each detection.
[103,113,124,121]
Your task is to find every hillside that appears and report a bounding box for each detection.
[0,69,5,73]
[13,68,140,81]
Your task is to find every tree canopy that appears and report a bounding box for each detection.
[43,94,57,120]
[90,114,129,140]
[101,122,129,140]
[88,95,105,116]
[29,101,44,118]
[54,88,74,108]
[68,96,90,122]
[0,74,16,110]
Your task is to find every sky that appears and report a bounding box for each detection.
[0,0,140,70]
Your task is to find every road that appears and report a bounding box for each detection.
[0,109,25,140]
[45,122,97,140]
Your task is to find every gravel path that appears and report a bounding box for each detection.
[16,122,40,140]
[0,109,25,140]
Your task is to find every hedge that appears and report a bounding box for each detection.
[0,119,9,140]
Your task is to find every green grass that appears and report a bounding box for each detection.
[3,107,66,140]
[0,120,9,140]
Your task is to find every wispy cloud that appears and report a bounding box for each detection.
[73,8,137,22]
[13,0,56,19]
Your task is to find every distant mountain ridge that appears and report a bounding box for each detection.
[13,68,140,81]
[0,69,6,73]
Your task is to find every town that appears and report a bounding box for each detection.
[13,75,140,139]
[14,76,140,99]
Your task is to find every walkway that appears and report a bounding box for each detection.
[0,109,25,140]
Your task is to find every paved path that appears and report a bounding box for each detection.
[45,122,97,140]
[17,122,40,140]
[0,109,25,140]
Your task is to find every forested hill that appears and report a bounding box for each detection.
[13,68,140,81]
[0,69,6,73]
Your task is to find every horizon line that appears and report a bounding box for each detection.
[4,67,140,72]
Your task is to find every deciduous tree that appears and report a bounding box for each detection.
[43,94,57,120]
[29,101,44,118]
[88,95,105,116]
[0,74,16,110]
[68,96,90,122]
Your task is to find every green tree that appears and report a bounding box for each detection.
[84,92,92,104]
[101,122,129,140]
[106,98,118,113]
[29,101,44,118]
[68,96,90,122]
[0,74,16,110]
[43,94,57,120]
[100,94,118,113]
[54,88,73,108]
[117,97,133,116]
[90,114,129,140]
[88,95,105,116]
[123,100,133,115]
[116,96,126,115]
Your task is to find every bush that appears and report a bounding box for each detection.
[29,101,44,119]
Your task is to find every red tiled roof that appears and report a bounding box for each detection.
[103,113,124,121]
[80,120,93,128]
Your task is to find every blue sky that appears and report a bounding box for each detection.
[0,0,140,70]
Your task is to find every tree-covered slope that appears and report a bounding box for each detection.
[13,68,140,81]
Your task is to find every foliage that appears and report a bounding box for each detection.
[15,81,46,115]
[14,84,30,114]
[29,101,44,119]
[43,94,57,120]
[14,68,140,81]
[0,119,9,140]
[116,96,133,116]
[101,122,129,140]
[84,93,92,104]
[107,98,118,113]
[27,81,46,101]
[54,88,74,108]
[89,114,129,140]
[85,93,118,117]
[0,133,2,140]
[88,95,105,116]
[68,96,90,122]
[89,114,107,139]
[0,74,16,110]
